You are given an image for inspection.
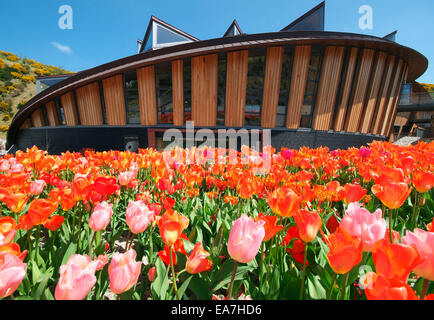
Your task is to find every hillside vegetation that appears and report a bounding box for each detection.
[0,50,72,140]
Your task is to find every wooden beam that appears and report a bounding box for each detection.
[286,45,311,129]
[359,51,387,133]
[60,92,79,126]
[261,47,284,128]
[385,63,408,136]
[312,46,345,131]
[76,82,104,126]
[137,66,157,125]
[102,75,127,125]
[225,50,248,127]
[172,60,184,126]
[31,109,45,128]
[345,48,375,132]
[45,101,59,126]
[333,47,359,131]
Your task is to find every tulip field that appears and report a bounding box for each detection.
[0,141,433,300]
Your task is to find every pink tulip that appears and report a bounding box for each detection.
[88,201,113,232]
[402,229,434,280]
[118,171,136,186]
[0,252,27,298]
[126,200,154,234]
[339,202,386,252]
[108,249,142,295]
[30,179,47,196]
[359,147,371,159]
[95,254,109,271]
[227,213,265,263]
[55,254,98,300]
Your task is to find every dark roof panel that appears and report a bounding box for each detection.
[280,1,325,32]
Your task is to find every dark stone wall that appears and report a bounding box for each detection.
[12,126,386,155]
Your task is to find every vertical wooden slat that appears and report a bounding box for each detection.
[102,75,126,125]
[76,82,103,126]
[386,65,408,137]
[312,46,345,130]
[381,60,405,136]
[359,51,388,133]
[225,50,249,127]
[61,91,79,126]
[45,101,59,126]
[192,54,218,126]
[370,55,397,135]
[333,47,359,132]
[261,47,284,128]
[31,109,44,128]
[172,60,184,126]
[20,118,32,129]
[137,66,157,125]
[286,45,311,129]
[345,48,375,132]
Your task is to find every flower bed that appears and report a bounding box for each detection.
[0,141,433,300]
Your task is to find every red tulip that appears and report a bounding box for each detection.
[255,213,284,242]
[371,181,412,209]
[186,242,212,274]
[267,187,301,218]
[363,272,418,300]
[293,209,322,243]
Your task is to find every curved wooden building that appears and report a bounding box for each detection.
[7,5,428,154]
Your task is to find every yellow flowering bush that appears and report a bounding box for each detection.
[0,101,10,112]
[11,63,27,74]
[34,68,50,76]
[6,54,19,62]
[21,75,36,83]
[10,71,23,79]
[2,114,10,121]
[0,125,9,132]
[0,59,5,69]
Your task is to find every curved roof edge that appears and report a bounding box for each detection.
[7,30,428,149]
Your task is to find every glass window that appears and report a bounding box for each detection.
[217,52,227,125]
[283,3,324,32]
[155,62,173,124]
[300,46,323,128]
[124,71,140,124]
[156,24,190,45]
[245,48,266,126]
[276,47,294,127]
[183,59,192,122]
[55,98,66,125]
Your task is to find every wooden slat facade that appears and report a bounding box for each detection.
[20,118,32,130]
[31,109,45,128]
[333,47,359,131]
[370,55,397,135]
[102,75,127,125]
[381,60,405,136]
[345,48,375,132]
[137,66,157,125]
[171,60,184,126]
[312,46,345,131]
[261,46,284,128]
[76,82,104,126]
[225,50,249,127]
[191,54,218,126]
[359,51,388,133]
[45,101,59,126]
[60,91,79,126]
[286,45,311,129]
[386,65,408,137]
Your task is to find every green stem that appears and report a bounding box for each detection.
[326,273,337,300]
[410,192,421,230]
[421,278,430,300]
[259,242,265,284]
[169,245,179,300]
[227,261,239,300]
[389,209,394,243]
[89,231,96,258]
[299,244,308,300]
[340,272,349,300]
[77,205,83,253]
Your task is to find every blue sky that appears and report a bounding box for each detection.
[1,0,433,83]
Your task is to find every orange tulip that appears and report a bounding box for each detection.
[342,183,366,204]
[2,193,30,214]
[0,243,27,261]
[43,215,65,231]
[372,239,421,283]
[255,213,284,242]
[412,170,434,194]
[371,181,412,209]
[293,209,322,243]
[158,210,189,247]
[323,228,363,274]
[0,217,16,245]
[26,198,59,228]
[363,272,418,300]
[267,187,301,218]
[186,242,212,274]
